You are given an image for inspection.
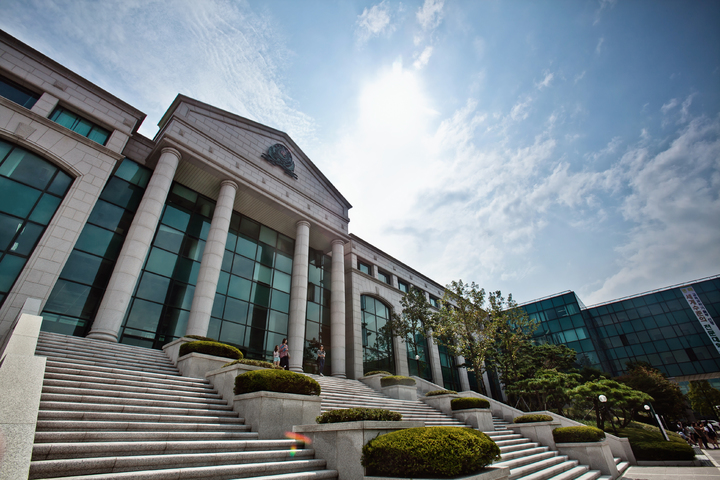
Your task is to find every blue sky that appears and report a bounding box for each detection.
[2,0,719,306]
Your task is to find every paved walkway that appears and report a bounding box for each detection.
[621,447,720,479]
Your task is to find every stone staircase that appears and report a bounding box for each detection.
[30,331,337,480]
[307,374,629,480]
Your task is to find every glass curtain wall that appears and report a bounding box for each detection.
[438,344,460,391]
[361,295,395,374]
[42,159,150,335]
[0,140,73,309]
[406,329,432,381]
[304,248,331,373]
[211,211,294,360]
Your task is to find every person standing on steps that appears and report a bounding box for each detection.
[278,338,289,370]
[273,345,280,368]
[317,345,326,376]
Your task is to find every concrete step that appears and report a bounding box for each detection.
[515,459,578,480]
[41,386,226,405]
[35,350,179,375]
[35,420,251,432]
[501,446,549,461]
[36,338,172,363]
[41,379,223,400]
[545,466,595,480]
[495,451,560,471]
[37,409,245,425]
[39,400,236,417]
[34,430,259,443]
[40,392,229,410]
[42,371,215,394]
[44,362,208,387]
[33,440,299,460]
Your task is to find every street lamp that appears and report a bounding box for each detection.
[645,403,669,441]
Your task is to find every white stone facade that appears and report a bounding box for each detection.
[0,30,472,391]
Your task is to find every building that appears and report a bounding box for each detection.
[520,275,720,393]
[0,30,472,392]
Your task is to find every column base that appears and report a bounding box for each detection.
[290,367,304,373]
[331,374,346,378]
[85,331,119,342]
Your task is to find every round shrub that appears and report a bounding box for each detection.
[316,408,402,424]
[380,375,416,387]
[183,335,217,342]
[364,370,391,376]
[222,358,282,369]
[631,441,694,461]
[513,414,553,424]
[361,427,501,478]
[426,389,457,396]
[553,426,606,443]
[179,341,243,360]
[234,369,321,396]
[451,397,490,410]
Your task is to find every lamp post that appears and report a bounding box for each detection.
[644,403,669,441]
[597,394,607,430]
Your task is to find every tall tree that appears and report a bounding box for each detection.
[569,378,652,433]
[616,362,686,420]
[688,380,720,419]
[506,368,581,415]
[385,287,433,374]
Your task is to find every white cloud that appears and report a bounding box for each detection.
[416,0,445,31]
[536,71,554,90]
[661,98,679,114]
[510,97,533,122]
[356,1,395,45]
[596,37,605,54]
[413,46,434,69]
[593,0,617,25]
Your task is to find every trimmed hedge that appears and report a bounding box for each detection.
[451,397,490,410]
[380,375,416,387]
[513,414,553,424]
[364,370,391,376]
[222,358,282,369]
[316,408,402,424]
[553,426,606,443]
[179,341,243,360]
[631,441,694,461]
[426,389,457,396]
[183,335,217,341]
[234,369,321,396]
[361,427,501,478]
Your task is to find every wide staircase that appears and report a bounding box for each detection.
[308,374,629,480]
[30,331,337,480]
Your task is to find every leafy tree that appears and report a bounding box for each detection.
[506,368,581,416]
[531,343,578,371]
[385,288,434,376]
[688,380,720,419]
[579,365,611,383]
[569,378,653,433]
[616,362,685,420]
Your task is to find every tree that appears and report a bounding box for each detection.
[569,378,653,433]
[688,380,720,419]
[616,362,686,420]
[506,368,581,416]
[385,288,434,376]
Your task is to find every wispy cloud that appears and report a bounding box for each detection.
[593,0,618,25]
[414,0,444,45]
[413,46,434,70]
[536,71,554,90]
[356,1,395,45]
[574,70,586,84]
[596,36,605,54]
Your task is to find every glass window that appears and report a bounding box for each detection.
[377,270,390,284]
[358,260,371,275]
[49,106,110,146]
[398,280,409,293]
[0,74,40,108]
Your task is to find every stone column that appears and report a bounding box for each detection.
[457,355,471,391]
[330,239,346,377]
[427,333,444,386]
[185,180,238,337]
[88,147,181,342]
[287,220,310,372]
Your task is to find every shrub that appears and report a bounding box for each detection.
[361,427,501,478]
[234,369,321,396]
[222,358,282,369]
[183,335,217,341]
[513,414,553,424]
[553,426,606,443]
[364,370,391,376]
[316,408,402,424]
[380,375,416,387]
[179,341,243,360]
[631,441,694,461]
[426,389,457,396]
[451,397,490,410]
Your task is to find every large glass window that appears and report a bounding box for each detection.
[358,260,371,276]
[361,295,396,374]
[42,159,150,336]
[0,74,40,109]
[304,248,331,373]
[406,328,432,381]
[377,270,391,285]
[49,106,111,146]
[398,279,409,293]
[438,344,460,391]
[0,140,72,309]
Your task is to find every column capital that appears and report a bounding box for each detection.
[331,238,345,246]
[220,179,238,191]
[296,219,311,229]
[160,146,182,160]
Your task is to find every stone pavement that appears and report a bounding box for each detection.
[621,447,720,479]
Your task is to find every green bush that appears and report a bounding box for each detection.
[364,370,391,376]
[380,375,416,387]
[361,427,501,478]
[451,397,490,410]
[234,369,321,396]
[183,335,217,341]
[553,426,606,443]
[426,389,457,396]
[631,441,694,461]
[513,414,553,424]
[316,408,402,424]
[222,358,282,369]
[179,341,243,360]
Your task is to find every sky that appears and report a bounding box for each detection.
[2,0,719,306]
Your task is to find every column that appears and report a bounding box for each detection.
[88,147,181,342]
[330,239,346,377]
[185,180,238,337]
[287,220,310,372]
[457,355,471,392]
[427,333,443,386]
